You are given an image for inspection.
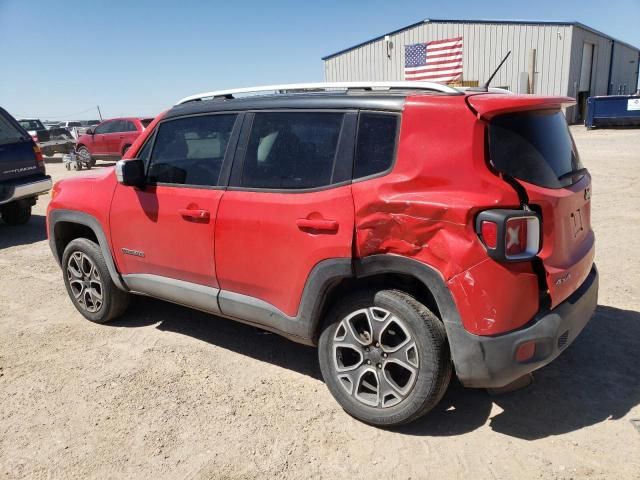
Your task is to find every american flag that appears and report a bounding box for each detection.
[404,37,463,83]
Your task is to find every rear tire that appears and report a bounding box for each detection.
[61,238,130,323]
[1,201,32,225]
[318,289,452,427]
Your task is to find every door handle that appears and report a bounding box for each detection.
[179,208,210,220]
[296,218,339,232]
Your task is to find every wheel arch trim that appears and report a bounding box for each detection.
[48,209,127,291]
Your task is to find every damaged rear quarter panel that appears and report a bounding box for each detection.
[351,95,539,335]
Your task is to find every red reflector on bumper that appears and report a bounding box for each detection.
[515,341,536,362]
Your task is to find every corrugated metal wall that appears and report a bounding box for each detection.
[324,21,574,95]
[567,25,612,99]
[609,42,639,95]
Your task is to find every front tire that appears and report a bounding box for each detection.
[318,289,452,427]
[1,200,32,225]
[77,146,93,166]
[61,238,130,323]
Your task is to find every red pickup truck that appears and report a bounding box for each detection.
[75,117,153,165]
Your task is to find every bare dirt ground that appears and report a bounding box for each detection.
[1,127,639,479]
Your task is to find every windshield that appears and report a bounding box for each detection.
[489,110,583,189]
[19,119,44,131]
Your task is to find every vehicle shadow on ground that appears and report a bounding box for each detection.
[112,301,640,439]
[111,296,321,379]
[397,305,640,439]
[0,215,48,248]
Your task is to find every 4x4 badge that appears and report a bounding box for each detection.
[584,187,591,201]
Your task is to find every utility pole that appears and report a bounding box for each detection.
[97,105,103,121]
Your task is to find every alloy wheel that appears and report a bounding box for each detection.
[66,251,103,313]
[332,307,419,408]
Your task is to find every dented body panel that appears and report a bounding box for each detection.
[352,94,540,335]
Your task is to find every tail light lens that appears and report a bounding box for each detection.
[476,209,541,262]
[33,144,46,172]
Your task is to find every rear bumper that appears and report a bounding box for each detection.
[0,175,52,205]
[449,265,598,388]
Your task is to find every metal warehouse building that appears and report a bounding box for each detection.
[322,19,640,123]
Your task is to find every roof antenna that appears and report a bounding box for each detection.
[468,51,511,92]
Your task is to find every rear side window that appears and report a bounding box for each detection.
[489,111,583,189]
[123,121,137,132]
[141,119,153,128]
[354,113,399,179]
[0,113,26,145]
[241,112,344,189]
[147,114,236,187]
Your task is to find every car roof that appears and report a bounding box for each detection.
[166,92,425,119]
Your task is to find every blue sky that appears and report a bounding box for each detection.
[1,0,638,119]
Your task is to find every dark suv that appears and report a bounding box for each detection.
[1,107,52,225]
[47,82,597,426]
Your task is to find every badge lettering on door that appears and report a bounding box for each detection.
[121,248,145,258]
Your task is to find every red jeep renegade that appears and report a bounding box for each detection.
[47,82,597,426]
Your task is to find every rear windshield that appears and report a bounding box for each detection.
[0,113,27,145]
[489,111,583,189]
[141,119,153,128]
[19,119,44,131]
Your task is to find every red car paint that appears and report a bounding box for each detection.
[48,92,593,341]
[76,117,153,159]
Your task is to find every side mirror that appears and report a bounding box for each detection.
[115,159,145,187]
[86,127,95,135]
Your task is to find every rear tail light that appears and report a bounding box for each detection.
[476,209,540,262]
[33,144,46,172]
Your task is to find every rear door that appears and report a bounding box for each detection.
[0,109,40,182]
[214,111,356,317]
[486,107,594,307]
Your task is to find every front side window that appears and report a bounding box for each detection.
[94,121,112,134]
[354,113,399,179]
[146,114,237,187]
[240,112,344,189]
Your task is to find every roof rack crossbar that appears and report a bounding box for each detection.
[176,81,460,105]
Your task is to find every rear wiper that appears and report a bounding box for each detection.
[558,167,588,181]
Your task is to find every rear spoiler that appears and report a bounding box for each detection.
[466,94,576,120]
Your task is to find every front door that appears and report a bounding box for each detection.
[215,111,355,317]
[110,112,241,289]
[91,120,112,155]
